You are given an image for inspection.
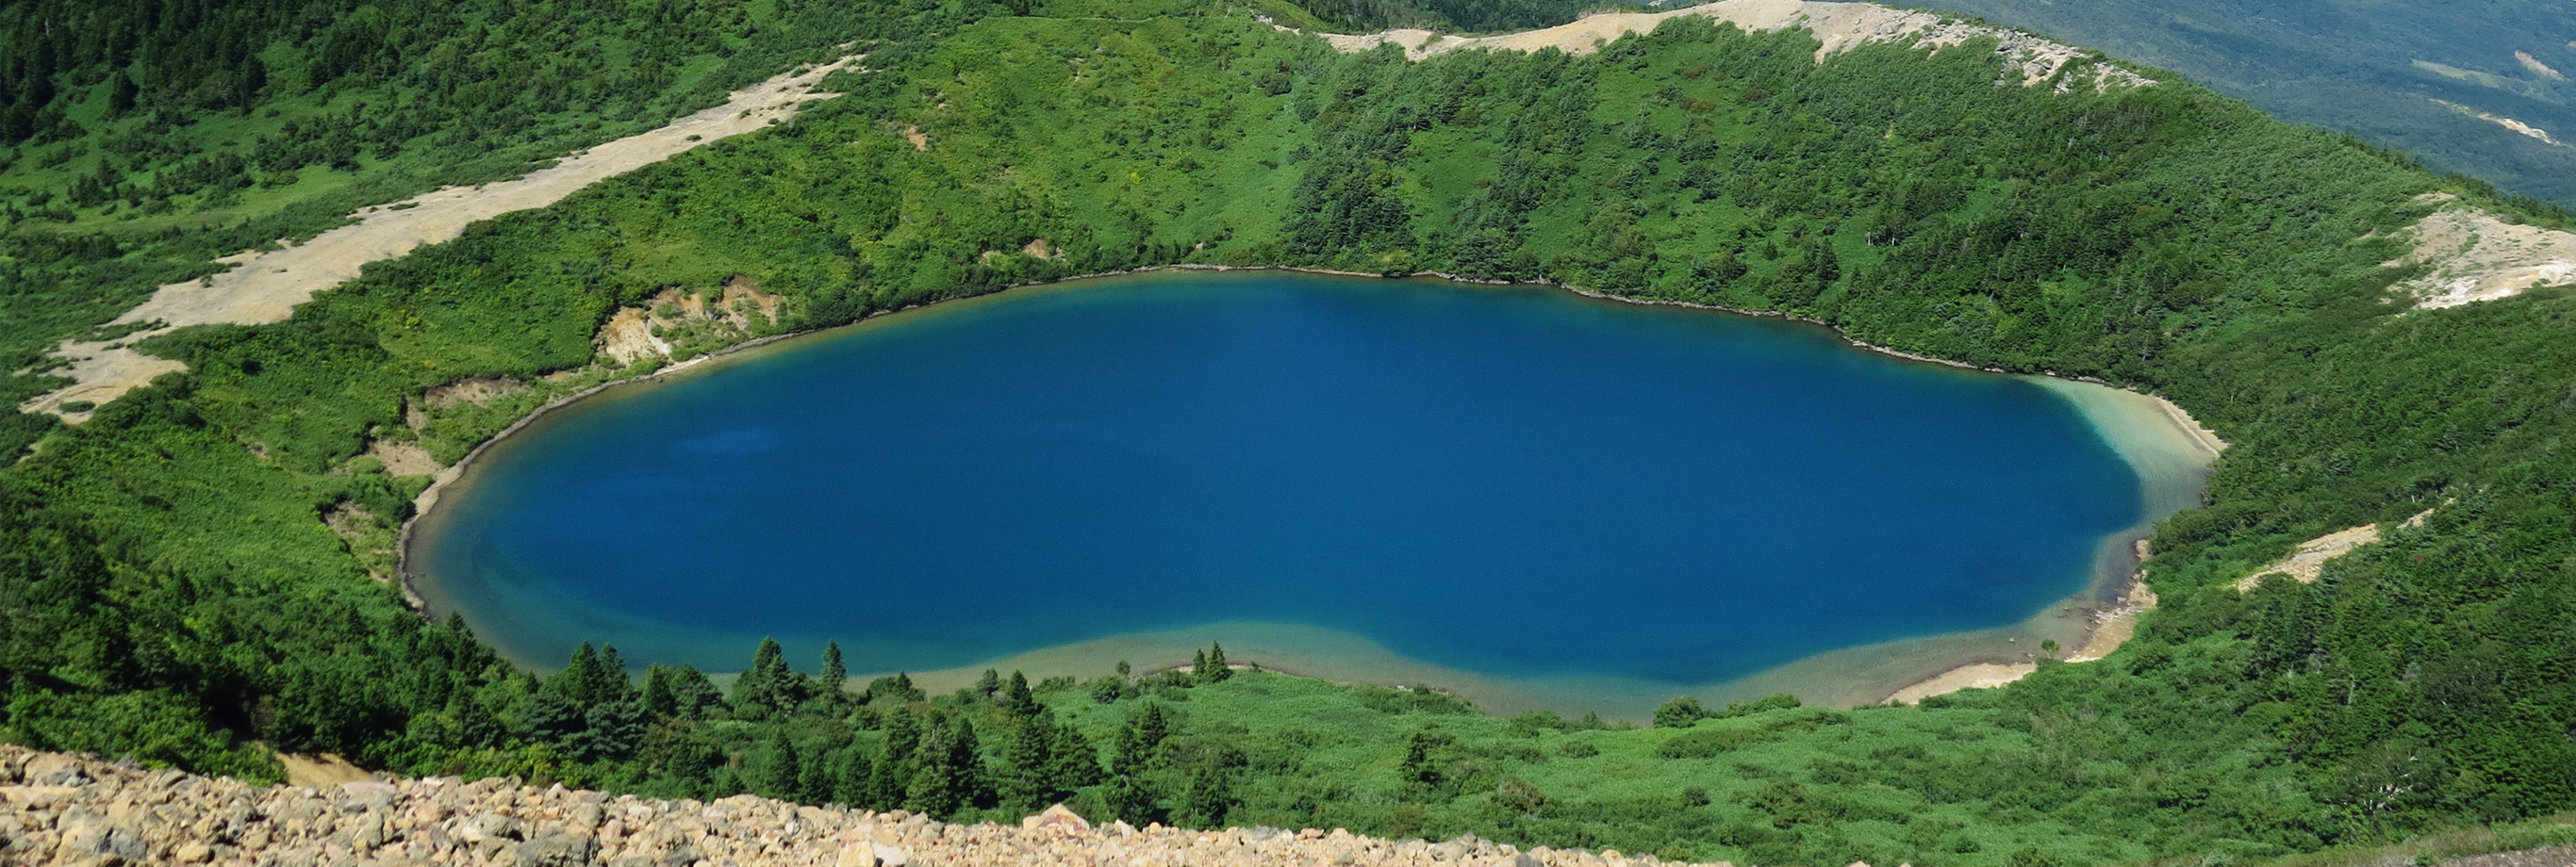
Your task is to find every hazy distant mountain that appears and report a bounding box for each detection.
[1869,0,2576,206]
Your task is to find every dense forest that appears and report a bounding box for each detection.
[1893,0,2576,209]
[6,1,2576,865]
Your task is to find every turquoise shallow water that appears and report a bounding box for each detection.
[411,271,2150,700]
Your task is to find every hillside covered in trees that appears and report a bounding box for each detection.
[5,1,2576,866]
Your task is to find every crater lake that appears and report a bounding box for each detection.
[407,270,2212,714]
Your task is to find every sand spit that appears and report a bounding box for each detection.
[2232,508,2435,592]
[1313,0,2153,90]
[2389,192,2576,309]
[18,56,863,424]
[0,744,1747,867]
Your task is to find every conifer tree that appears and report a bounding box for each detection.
[834,746,880,809]
[732,637,786,716]
[595,645,633,702]
[974,668,1002,700]
[868,672,924,704]
[799,746,836,804]
[640,665,678,719]
[1135,701,1170,749]
[1205,643,1231,682]
[1004,670,1040,718]
[764,729,801,799]
[1049,722,1105,790]
[1002,711,1060,810]
[818,641,849,706]
[1178,763,1238,828]
[883,706,921,767]
[557,643,605,705]
[1191,649,1210,681]
[670,664,726,719]
[905,712,987,816]
[870,715,915,810]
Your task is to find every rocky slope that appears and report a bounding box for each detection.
[0,745,1720,867]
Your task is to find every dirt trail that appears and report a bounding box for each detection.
[1317,0,2152,89]
[20,56,862,423]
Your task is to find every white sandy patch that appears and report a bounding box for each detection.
[2386,193,2576,309]
[1314,0,2153,90]
[20,56,863,423]
[2431,98,2569,148]
[2233,509,2433,592]
[1886,662,2036,704]
[2518,50,2568,81]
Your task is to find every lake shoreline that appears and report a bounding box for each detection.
[396,265,2222,713]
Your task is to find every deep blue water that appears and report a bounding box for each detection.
[414,271,2144,685]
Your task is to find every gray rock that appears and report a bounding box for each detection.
[459,812,526,842]
[1517,855,1546,867]
[873,842,911,867]
[342,780,399,808]
[514,831,601,867]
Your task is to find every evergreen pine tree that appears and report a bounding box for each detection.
[764,729,801,799]
[818,641,849,706]
[974,668,1002,700]
[905,713,979,816]
[595,645,633,702]
[1205,644,1230,682]
[640,665,678,719]
[671,664,726,719]
[1135,702,1170,749]
[1002,711,1059,810]
[834,746,879,809]
[799,746,836,804]
[949,713,993,808]
[557,643,605,705]
[1004,670,1040,718]
[1049,722,1105,790]
[733,637,788,717]
[1191,649,1210,681]
[883,706,921,767]
[1177,763,1238,828]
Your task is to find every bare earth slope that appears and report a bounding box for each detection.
[18,56,862,423]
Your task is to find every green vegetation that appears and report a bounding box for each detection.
[0,0,995,450]
[7,2,2576,866]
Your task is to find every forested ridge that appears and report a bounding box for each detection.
[5,1,2576,866]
